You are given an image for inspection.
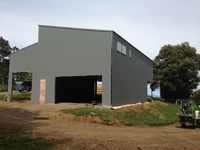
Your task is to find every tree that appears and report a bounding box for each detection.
[153,42,200,101]
[0,37,20,84]
[0,37,12,84]
[11,46,19,54]
[0,59,9,84]
[13,72,32,81]
[0,36,11,62]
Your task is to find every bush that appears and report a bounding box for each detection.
[0,84,7,92]
[191,89,200,100]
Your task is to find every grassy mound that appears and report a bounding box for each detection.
[62,101,178,126]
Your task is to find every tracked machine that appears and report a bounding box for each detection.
[176,99,200,127]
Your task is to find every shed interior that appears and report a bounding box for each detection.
[55,75,102,104]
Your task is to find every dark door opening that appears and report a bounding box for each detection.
[55,75,102,103]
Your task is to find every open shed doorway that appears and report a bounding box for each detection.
[55,75,102,104]
[11,72,32,100]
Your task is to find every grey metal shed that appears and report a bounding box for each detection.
[8,25,153,106]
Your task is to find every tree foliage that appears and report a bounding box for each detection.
[0,36,11,61]
[153,42,200,101]
[0,37,12,84]
[0,59,9,84]
[0,37,31,85]
[13,72,32,81]
[191,89,200,100]
[0,37,21,84]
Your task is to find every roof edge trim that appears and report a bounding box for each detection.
[39,25,114,33]
[11,43,38,56]
[113,31,153,62]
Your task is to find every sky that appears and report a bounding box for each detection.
[0,0,199,59]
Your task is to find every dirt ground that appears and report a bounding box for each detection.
[0,101,200,150]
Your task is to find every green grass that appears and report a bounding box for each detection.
[0,91,31,101]
[62,101,178,126]
[0,130,54,150]
[0,92,7,100]
[0,84,7,92]
[12,92,31,100]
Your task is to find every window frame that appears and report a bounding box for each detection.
[116,41,127,56]
[122,45,127,55]
[117,41,121,52]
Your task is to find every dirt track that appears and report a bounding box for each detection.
[0,101,200,150]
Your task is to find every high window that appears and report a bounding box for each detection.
[117,41,121,52]
[117,41,127,55]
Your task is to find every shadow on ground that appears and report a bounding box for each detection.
[0,106,44,131]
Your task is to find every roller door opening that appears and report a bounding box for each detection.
[55,75,102,104]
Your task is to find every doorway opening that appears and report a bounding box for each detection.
[55,75,102,104]
[11,72,32,100]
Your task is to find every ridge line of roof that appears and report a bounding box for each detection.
[39,25,114,33]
